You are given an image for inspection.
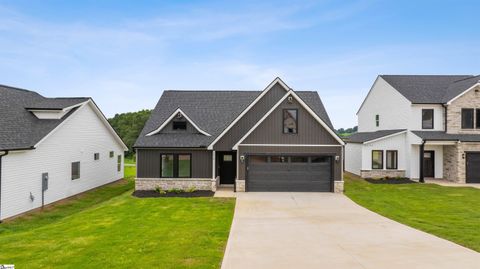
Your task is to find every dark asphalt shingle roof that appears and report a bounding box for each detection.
[345,129,406,143]
[134,90,335,148]
[412,131,480,142]
[0,85,89,151]
[380,75,478,104]
[25,98,89,110]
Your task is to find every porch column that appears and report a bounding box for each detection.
[419,141,425,183]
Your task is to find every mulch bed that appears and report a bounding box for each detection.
[365,178,417,184]
[132,190,215,198]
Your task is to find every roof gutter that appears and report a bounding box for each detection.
[0,150,9,222]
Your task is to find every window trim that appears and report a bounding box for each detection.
[282,108,298,134]
[160,153,192,178]
[371,150,383,170]
[476,109,480,129]
[71,161,80,180]
[386,150,398,170]
[421,109,434,129]
[462,108,474,129]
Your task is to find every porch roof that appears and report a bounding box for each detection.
[412,131,480,143]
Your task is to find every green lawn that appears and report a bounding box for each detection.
[124,155,136,165]
[0,167,235,268]
[344,173,480,252]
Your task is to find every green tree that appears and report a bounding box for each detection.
[108,109,152,156]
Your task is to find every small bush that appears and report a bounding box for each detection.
[186,187,196,193]
[154,187,166,195]
[167,188,184,194]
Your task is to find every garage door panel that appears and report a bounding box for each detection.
[247,155,332,192]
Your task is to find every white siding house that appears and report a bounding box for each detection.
[346,74,480,184]
[0,85,127,220]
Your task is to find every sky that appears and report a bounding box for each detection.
[0,0,479,129]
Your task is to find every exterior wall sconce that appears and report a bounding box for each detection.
[240,155,245,163]
[335,155,340,162]
[462,153,465,159]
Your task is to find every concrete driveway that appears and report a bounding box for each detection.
[221,193,480,269]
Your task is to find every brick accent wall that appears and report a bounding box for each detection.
[136,178,217,191]
[235,180,245,192]
[443,142,480,183]
[446,85,480,134]
[360,170,406,179]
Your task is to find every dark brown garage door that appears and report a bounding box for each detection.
[246,155,333,192]
[466,153,480,183]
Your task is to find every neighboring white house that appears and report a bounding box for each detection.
[0,85,128,221]
[345,75,480,184]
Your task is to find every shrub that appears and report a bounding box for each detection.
[186,187,196,193]
[155,187,166,195]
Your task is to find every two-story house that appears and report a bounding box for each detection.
[345,75,480,184]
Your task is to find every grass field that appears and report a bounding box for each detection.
[0,166,235,268]
[344,173,480,252]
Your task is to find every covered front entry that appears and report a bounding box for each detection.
[423,151,435,178]
[466,152,480,183]
[218,151,237,185]
[246,154,333,192]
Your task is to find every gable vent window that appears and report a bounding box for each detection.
[422,109,434,129]
[94,153,100,160]
[375,114,380,127]
[462,109,474,129]
[283,109,298,134]
[173,121,187,130]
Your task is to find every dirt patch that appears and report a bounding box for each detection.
[132,190,215,198]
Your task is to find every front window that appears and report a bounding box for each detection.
[372,150,383,169]
[422,109,434,129]
[160,154,192,178]
[386,150,398,169]
[178,154,191,178]
[476,109,480,129]
[462,109,474,129]
[283,109,298,134]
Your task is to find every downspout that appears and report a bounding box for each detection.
[419,141,425,183]
[0,150,9,222]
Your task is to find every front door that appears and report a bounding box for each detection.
[423,151,435,178]
[219,152,236,184]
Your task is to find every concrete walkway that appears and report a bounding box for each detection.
[424,179,480,189]
[221,193,480,269]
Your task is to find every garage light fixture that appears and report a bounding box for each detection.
[240,155,245,163]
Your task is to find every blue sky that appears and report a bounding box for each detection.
[0,0,479,128]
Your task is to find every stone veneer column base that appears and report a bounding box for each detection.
[136,178,216,191]
[360,170,406,179]
[235,180,245,192]
[334,181,344,193]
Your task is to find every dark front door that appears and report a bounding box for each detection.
[246,155,333,192]
[219,152,236,184]
[423,151,435,178]
[466,153,480,183]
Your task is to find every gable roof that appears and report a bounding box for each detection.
[380,75,478,104]
[146,108,212,137]
[0,84,127,151]
[345,129,406,144]
[134,83,335,149]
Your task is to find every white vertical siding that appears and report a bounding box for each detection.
[345,143,362,175]
[1,102,125,220]
[357,77,411,132]
[361,132,408,171]
[410,104,445,131]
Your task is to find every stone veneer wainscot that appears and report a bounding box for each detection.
[136,178,218,191]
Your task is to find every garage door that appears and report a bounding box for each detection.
[466,153,480,183]
[246,155,332,192]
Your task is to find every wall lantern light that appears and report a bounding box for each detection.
[240,155,245,163]
[335,155,340,162]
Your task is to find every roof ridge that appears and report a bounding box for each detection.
[0,83,38,94]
